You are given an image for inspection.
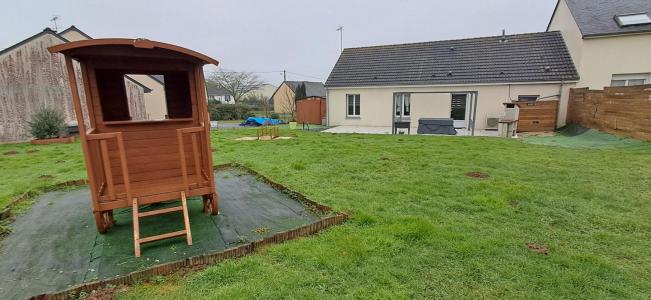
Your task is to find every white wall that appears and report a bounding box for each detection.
[327,82,574,130]
[580,34,651,88]
[548,0,584,69]
[548,0,651,89]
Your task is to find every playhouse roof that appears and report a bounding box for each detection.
[48,38,219,66]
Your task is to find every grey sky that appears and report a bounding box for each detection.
[2,0,557,86]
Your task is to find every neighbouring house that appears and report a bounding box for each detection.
[248,83,277,100]
[206,86,234,104]
[547,0,651,89]
[271,81,326,114]
[0,26,167,142]
[325,0,651,133]
[325,32,579,132]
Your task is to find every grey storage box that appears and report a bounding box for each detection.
[417,118,457,135]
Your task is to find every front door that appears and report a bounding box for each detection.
[451,93,468,128]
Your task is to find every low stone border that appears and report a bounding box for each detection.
[28,164,347,299]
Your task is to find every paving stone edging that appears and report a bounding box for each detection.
[28,164,348,300]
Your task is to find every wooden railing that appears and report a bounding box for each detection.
[86,130,132,203]
[176,126,205,192]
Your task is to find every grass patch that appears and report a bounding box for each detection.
[1,127,650,298]
[0,142,85,210]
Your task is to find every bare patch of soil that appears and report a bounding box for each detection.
[252,227,271,234]
[509,200,519,208]
[26,149,39,154]
[3,151,18,156]
[526,243,549,255]
[465,172,489,179]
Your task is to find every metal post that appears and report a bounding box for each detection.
[391,93,395,134]
[471,92,478,136]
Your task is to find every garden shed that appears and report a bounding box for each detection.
[296,96,326,125]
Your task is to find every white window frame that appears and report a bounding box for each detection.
[346,94,360,117]
[611,74,649,87]
[614,13,651,27]
[394,93,411,118]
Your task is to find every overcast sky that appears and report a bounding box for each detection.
[2,0,557,86]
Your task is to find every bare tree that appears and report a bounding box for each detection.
[278,85,297,121]
[206,71,265,103]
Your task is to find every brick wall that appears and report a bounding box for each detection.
[567,85,651,141]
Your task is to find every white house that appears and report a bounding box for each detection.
[325,32,578,133]
[324,0,651,134]
[547,0,651,88]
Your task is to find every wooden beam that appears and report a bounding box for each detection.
[139,230,187,244]
[132,198,141,257]
[64,56,99,212]
[138,206,183,218]
[100,140,115,200]
[177,130,189,192]
[191,134,201,183]
[195,67,218,210]
[181,191,193,246]
[86,132,119,140]
[116,132,132,204]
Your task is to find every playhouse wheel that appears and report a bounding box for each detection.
[94,211,115,233]
[94,211,107,233]
[203,194,219,215]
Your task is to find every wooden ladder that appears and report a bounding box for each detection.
[132,191,193,257]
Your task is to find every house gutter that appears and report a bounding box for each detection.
[326,88,330,126]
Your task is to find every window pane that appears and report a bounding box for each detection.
[355,95,360,115]
[347,95,354,115]
[628,79,646,86]
[616,14,651,26]
[394,94,401,116]
[403,94,410,116]
[611,80,626,87]
[517,95,538,101]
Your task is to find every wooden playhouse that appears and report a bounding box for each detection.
[49,39,219,257]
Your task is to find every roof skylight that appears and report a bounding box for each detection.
[614,13,651,27]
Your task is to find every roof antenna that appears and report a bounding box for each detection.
[500,29,507,43]
[336,26,344,53]
[50,15,60,32]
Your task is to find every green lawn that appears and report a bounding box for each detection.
[1,129,650,298]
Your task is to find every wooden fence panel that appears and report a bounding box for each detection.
[567,85,651,141]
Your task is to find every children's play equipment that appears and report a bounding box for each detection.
[49,39,219,257]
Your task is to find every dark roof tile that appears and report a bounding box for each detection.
[325,31,579,88]
[564,0,651,37]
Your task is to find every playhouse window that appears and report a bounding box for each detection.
[96,70,192,122]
